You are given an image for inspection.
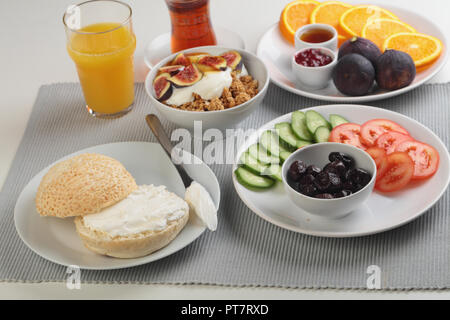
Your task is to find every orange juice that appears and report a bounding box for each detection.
[67,22,136,115]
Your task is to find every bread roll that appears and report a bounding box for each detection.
[36,153,137,218]
[74,185,189,258]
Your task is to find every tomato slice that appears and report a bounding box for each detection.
[376,152,414,193]
[375,131,414,154]
[366,147,388,180]
[360,119,410,147]
[329,123,366,150]
[395,141,440,180]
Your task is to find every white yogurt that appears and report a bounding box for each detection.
[166,68,233,106]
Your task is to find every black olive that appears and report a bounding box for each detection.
[315,193,335,199]
[328,172,342,191]
[355,168,372,186]
[314,172,331,191]
[299,174,315,186]
[306,165,322,176]
[288,161,306,182]
[323,163,338,175]
[329,152,344,162]
[341,154,355,169]
[334,190,353,198]
[299,184,318,196]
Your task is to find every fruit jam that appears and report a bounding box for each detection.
[295,49,333,67]
[166,0,217,53]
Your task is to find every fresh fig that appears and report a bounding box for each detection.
[158,65,185,76]
[186,52,210,64]
[171,53,191,66]
[338,37,382,66]
[375,49,416,91]
[333,53,375,96]
[153,73,172,101]
[221,50,243,71]
[196,55,227,73]
[169,64,202,87]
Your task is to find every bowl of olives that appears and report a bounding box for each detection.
[282,143,376,219]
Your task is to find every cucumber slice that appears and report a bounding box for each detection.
[275,122,314,150]
[297,140,313,149]
[275,122,299,150]
[259,130,292,162]
[248,144,280,165]
[280,150,291,163]
[329,114,349,128]
[239,152,268,175]
[264,164,283,182]
[291,111,314,141]
[314,126,331,143]
[235,167,275,189]
[306,110,331,134]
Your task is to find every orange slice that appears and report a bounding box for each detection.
[340,5,399,38]
[310,1,352,30]
[279,0,320,45]
[310,1,353,47]
[362,18,416,50]
[383,32,443,68]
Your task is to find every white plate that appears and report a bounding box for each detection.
[232,105,450,238]
[14,142,220,270]
[144,25,245,68]
[256,5,448,102]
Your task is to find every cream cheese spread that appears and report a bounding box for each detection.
[83,185,188,237]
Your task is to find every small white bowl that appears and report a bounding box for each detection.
[144,46,269,132]
[282,143,376,219]
[295,23,338,52]
[291,47,337,89]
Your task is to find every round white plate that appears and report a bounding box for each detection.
[232,105,450,237]
[144,25,245,68]
[256,5,448,102]
[14,142,220,270]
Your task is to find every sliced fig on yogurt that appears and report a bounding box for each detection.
[196,55,228,73]
[221,50,243,71]
[186,52,210,64]
[153,73,173,101]
[158,65,185,76]
[169,64,202,87]
[171,53,191,66]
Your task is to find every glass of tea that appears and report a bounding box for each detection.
[63,0,136,118]
[165,0,217,53]
[294,24,338,52]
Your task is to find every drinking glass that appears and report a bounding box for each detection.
[165,0,217,53]
[63,0,136,118]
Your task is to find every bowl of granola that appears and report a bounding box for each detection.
[145,46,269,131]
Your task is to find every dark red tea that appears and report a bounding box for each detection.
[166,0,217,53]
[300,29,334,43]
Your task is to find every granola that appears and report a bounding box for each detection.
[167,72,259,112]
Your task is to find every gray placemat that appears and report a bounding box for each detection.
[0,82,449,289]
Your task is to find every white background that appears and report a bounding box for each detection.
[0,0,449,299]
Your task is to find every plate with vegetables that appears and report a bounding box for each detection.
[232,104,450,237]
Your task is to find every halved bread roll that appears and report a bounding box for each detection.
[36,153,137,218]
[74,185,189,258]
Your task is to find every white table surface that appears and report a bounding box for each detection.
[1,0,449,300]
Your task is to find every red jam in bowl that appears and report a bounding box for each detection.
[295,49,333,67]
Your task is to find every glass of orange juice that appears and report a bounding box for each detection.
[63,0,136,118]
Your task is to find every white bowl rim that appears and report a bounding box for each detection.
[144,45,270,115]
[281,142,377,202]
